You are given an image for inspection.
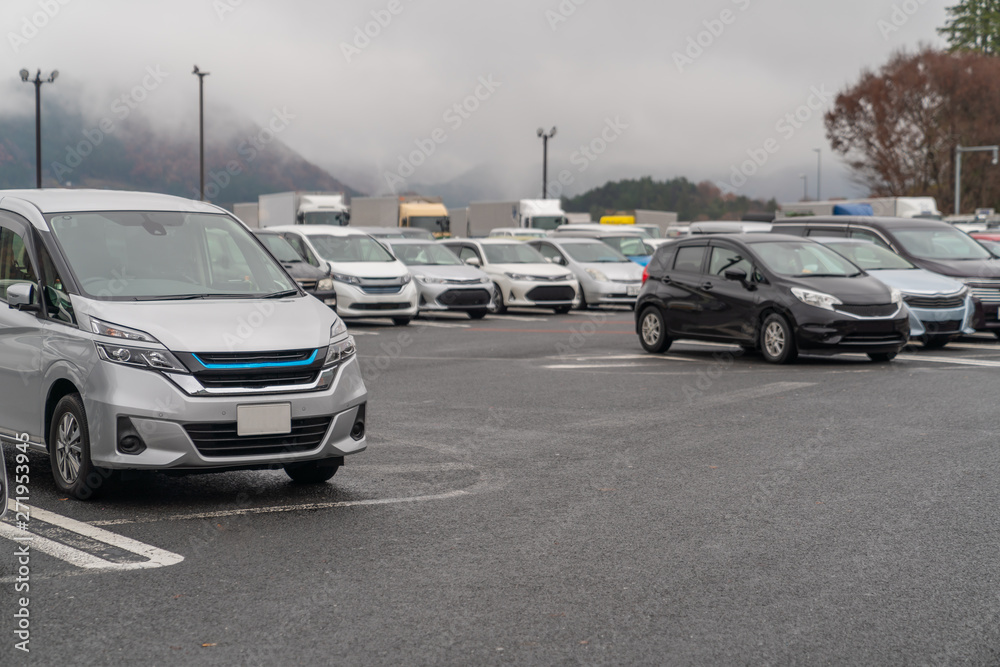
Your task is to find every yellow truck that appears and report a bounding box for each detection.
[351,195,451,238]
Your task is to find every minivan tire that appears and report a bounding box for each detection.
[639,307,672,353]
[284,458,341,484]
[760,313,798,364]
[49,393,117,500]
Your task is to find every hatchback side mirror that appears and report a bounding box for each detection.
[724,268,747,282]
[7,283,40,312]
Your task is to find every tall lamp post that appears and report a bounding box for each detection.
[954,144,999,215]
[813,148,822,200]
[192,65,210,200]
[19,68,58,189]
[799,174,808,201]
[537,126,556,198]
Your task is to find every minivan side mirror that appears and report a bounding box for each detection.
[7,283,40,312]
[464,256,482,267]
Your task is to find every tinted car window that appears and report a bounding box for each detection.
[753,241,861,277]
[647,247,674,276]
[709,246,753,277]
[0,227,38,302]
[673,246,706,272]
[850,229,891,249]
[893,227,991,260]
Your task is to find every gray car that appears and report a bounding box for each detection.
[0,189,368,499]
[529,237,644,308]
[385,239,494,319]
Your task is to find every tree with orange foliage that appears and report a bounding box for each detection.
[825,48,1000,213]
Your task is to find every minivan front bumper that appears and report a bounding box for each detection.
[83,356,368,470]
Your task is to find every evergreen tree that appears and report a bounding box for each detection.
[938,0,1000,54]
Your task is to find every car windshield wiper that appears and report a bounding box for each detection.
[261,289,300,299]
[133,294,212,301]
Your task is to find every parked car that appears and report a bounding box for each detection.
[487,227,550,240]
[636,234,909,363]
[527,237,643,309]
[814,237,975,348]
[550,228,654,266]
[269,225,418,326]
[970,232,1000,256]
[771,216,1000,338]
[689,221,772,234]
[384,239,493,319]
[0,189,368,498]
[254,230,337,307]
[441,239,578,313]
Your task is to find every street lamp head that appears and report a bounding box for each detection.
[48,70,58,83]
[550,127,557,138]
[19,69,29,82]
[537,128,544,137]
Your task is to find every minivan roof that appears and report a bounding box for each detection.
[267,225,369,237]
[773,215,950,229]
[0,188,226,215]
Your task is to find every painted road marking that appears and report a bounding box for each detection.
[413,321,471,329]
[0,504,183,575]
[898,354,1000,368]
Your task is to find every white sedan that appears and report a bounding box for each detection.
[441,239,579,314]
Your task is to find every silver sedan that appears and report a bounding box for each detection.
[528,237,643,309]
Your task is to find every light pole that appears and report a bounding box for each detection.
[19,68,58,189]
[192,65,210,200]
[800,174,808,201]
[954,144,999,215]
[537,126,556,198]
[813,148,821,200]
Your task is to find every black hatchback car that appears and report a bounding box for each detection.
[635,234,910,363]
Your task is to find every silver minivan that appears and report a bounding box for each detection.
[0,189,368,499]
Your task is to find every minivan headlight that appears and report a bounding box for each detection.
[790,287,842,311]
[401,274,412,285]
[325,336,356,366]
[317,278,335,291]
[91,318,157,342]
[95,343,188,372]
[331,272,361,285]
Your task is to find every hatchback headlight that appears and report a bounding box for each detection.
[585,268,609,283]
[790,287,842,311]
[890,288,902,306]
[317,278,335,291]
[331,272,361,285]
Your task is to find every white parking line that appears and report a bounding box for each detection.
[413,321,471,329]
[488,314,552,323]
[899,354,1000,368]
[0,504,183,575]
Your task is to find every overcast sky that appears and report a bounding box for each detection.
[1,0,950,204]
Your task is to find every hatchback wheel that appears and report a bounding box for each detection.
[760,313,797,364]
[49,394,116,500]
[639,307,672,353]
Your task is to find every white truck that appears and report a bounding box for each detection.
[780,197,942,219]
[258,191,350,228]
[465,199,568,237]
[233,202,259,228]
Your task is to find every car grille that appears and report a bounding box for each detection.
[196,369,320,389]
[903,294,965,309]
[526,286,576,302]
[185,348,324,391]
[360,285,403,294]
[195,349,315,365]
[924,320,963,334]
[840,333,907,345]
[967,281,1000,303]
[437,289,491,307]
[184,416,332,457]
[351,302,412,311]
[296,280,317,291]
[834,303,899,318]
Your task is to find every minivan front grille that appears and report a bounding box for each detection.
[196,369,320,389]
[834,303,899,318]
[967,281,1000,303]
[184,417,332,457]
[195,349,315,365]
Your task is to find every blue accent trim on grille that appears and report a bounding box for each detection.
[192,350,319,370]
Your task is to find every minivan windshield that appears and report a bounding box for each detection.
[752,241,862,278]
[48,212,297,300]
[308,234,396,262]
[822,241,916,270]
[388,242,462,266]
[892,227,992,260]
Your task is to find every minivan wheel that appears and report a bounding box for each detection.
[639,307,672,353]
[49,394,117,500]
[868,352,898,362]
[284,458,341,484]
[760,313,798,364]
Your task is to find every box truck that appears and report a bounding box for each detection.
[464,199,568,237]
[350,196,451,238]
[258,191,350,228]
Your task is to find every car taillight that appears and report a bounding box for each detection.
[641,265,649,284]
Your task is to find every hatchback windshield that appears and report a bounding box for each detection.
[752,241,862,278]
[602,236,653,257]
[483,243,548,264]
[822,241,915,271]
[48,212,296,300]
[308,234,396,262]
[257,234,303,263]
[562,242,630,263]
[892,227,992,260]
[389,243,461,266]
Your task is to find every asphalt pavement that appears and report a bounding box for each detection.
[2,307,1000,665]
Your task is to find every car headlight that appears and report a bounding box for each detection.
[505,272,532,281]
[331,272,361,285]
[479,276,491,284]
[558,274,574,281]
[401,274,412,285]
[317,278,335,291]
[790,287,842,311]
[91,317,157,342]
[95,343,188,373]
[890,288,902,306]
[325,335,356,366]
[585,268,608,282]
[414,275,447,285]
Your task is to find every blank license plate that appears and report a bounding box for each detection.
[627,285,640,296]
[237,403,291,436]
